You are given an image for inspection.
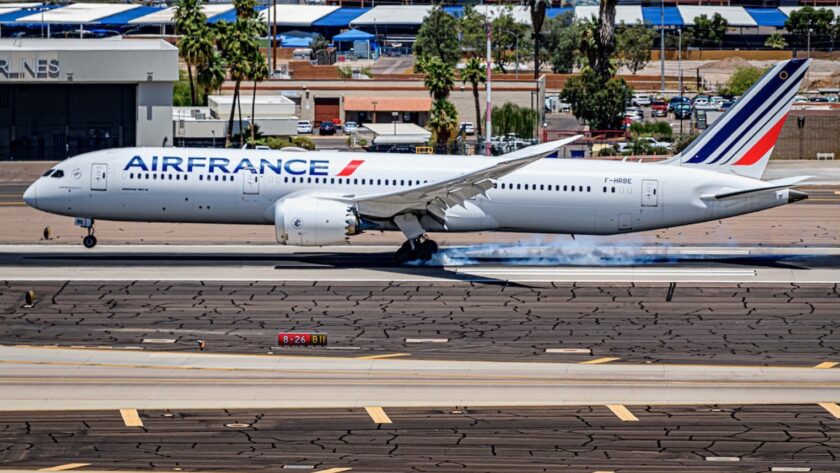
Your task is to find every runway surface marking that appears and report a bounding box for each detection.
[364,407,392,424]
[818,402,840,418]
[36,465,91,472]
[813,361,838,369]
[119,409,143,427]
[313,469,352,473]
[581,357,621,365]
[356,353,411,360]
[606,404,639,422]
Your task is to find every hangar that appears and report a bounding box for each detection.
[0,38,177,160]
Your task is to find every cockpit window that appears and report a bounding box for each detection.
[42,169,54,177]
[51,170,64,178]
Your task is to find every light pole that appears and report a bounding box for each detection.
[659,0,665,94]
[392,111,399,136]
[678,27,683,136]
[372,101,378,124]
[498,28,520,80]
[485,14,492,156]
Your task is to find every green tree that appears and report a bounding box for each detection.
[692,13,728,48]
[197,48,227,104]
[174,0,212,106]
[429,99,459,146]
[719,66,765,96]
[461,57,486,136]
[413,5,460,66]
[490,10,531,74]
[592,0,619,80]
[422,56,454,101]
[665,28,692,57]
[561,67,632,130]
[525,0,552,79]
[615,22,654,75]
[764,32,788,50]
[459,5,486,58]
[491,102,538,138]
[247,49,269,144]
[784,7,834,52]
[543,11,580,73]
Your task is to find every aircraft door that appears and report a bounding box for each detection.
[91,163,108,191]
[642,179,658,207]
[243,172,260,195]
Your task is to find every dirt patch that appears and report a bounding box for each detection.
[699,56,753,71]
[807,70,840,90]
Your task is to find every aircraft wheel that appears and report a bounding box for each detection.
[82,235,97,249]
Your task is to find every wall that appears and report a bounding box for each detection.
[137,82,173,147]
[773,109,840,160]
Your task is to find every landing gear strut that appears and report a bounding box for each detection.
[395,236,438,264]
[76,218,97,249]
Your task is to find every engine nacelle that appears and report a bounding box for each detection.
[274,196,359,246]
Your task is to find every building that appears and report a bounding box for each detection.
[0,38,177,160]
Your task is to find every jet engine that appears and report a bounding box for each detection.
[274,196,360,246]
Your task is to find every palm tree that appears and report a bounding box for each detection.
[525,0,552,79]
[429,99,459,146]
[174,0,209,106]
[422,56,454,101]
[218,0,262,147]
[247,49,269,144]
[461,57,486,136]
[197,49,227,105]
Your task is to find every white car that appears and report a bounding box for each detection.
[632,94,652,107]
[460,122,476,135]
[638,136,673,151]
[343,121,359,134]
[296,120,313,134]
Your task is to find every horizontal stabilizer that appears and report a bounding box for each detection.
[700,176,812,200]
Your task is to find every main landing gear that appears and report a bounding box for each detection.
[75,217,97,248]
[395,236,439,264]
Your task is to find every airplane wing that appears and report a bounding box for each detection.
[700,176,812,200]
[336,136,582,220]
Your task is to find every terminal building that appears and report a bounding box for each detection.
[0,38,177,160]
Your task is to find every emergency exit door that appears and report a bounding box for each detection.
[243,173,259,195]
[642,179,658,207]
[91,163,108,191]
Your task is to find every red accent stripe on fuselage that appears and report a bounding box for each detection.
[336,159,364,176]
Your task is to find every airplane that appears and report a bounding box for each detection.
[24,58,810,264]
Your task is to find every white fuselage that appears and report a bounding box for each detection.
[25,147,795,236]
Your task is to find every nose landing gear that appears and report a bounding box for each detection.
[75,217,97,248]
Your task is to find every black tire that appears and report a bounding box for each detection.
[421,239,438,255]
[394,246,415,265]
[82,235,97,249]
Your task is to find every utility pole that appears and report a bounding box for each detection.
[659,0,665,94]
[272,0,277,75]
[485,15,492,156]
[678,28,683,136]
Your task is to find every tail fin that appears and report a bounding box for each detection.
[664,58,809,180]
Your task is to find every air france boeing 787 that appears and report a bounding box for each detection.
[25,59,810,263]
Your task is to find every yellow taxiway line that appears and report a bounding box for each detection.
[119,409,143,427]
[364,406,392,424]
[818,402,840,418]
[581,357,621,365]
[606,404,639,422]
[814,362,838,369]
[37,464,91,472]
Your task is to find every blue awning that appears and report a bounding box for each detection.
[281,36,313,47]
[547,7,573,18]
[207,6,263,24]
[442,6,464,18]
[95,6,166,25]
[332,28,374,41]
[642,6,684,26]
[312,7,369,27]
[0,5,58,24]
[746,8,787,27]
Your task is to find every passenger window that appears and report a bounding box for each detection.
[331,178,335,184]
[570,185,575,191]
[524,184,529,190]
[602,186,606,193]
[215,175,219,181]
[377,179,381,185]
[130,173,134,179]
[153,174,157,180]
[145,173,149,179]
[563,185,567,191]
[400,180,405,186]
[168,174,173,180]
[587,186,591,192]
[540,184,544,191]
[307,177,312,184]
[611,187,616,193]
[517,184,521,190]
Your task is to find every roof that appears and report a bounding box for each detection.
[746,8,787,27]
[333,28,375,42]
[641,7,684,27]
[576,5,642,24]
[0,4,47,23]
[472,5,531,24]
[129,4,232,25]
[344,97,431,112]
[96,6,166,25]
[0,38,177,51]
[677,6,756,27]
[259,5,339,27]
[16,3,140,24]
[312,7,369,27]
[351,6,432,26]
[779,6,840,17]
[364,122,431,138]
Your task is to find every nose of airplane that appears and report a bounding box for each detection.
[22,181,38,208]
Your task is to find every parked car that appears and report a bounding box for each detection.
[638,136,673,151]
[668,96,690,112]
[625,106,645,119]
[557,101,572,113]
[296,120,313,134]
[319,120,336,135]
[632,93,652,107]
[460,121,476,135]
[343,121,359,134]
[651,100,668,117]
[673,103,692,119]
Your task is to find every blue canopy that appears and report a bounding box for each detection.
[95,6,166,25]
[332,28,374,42]
[313,8,369,27]
[280,36,313,48]
[746,8,787,27]
[547,7,573,18]
[0,5,59,24]
[642,6,684,27]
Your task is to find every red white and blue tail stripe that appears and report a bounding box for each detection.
[665,59,809,179]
